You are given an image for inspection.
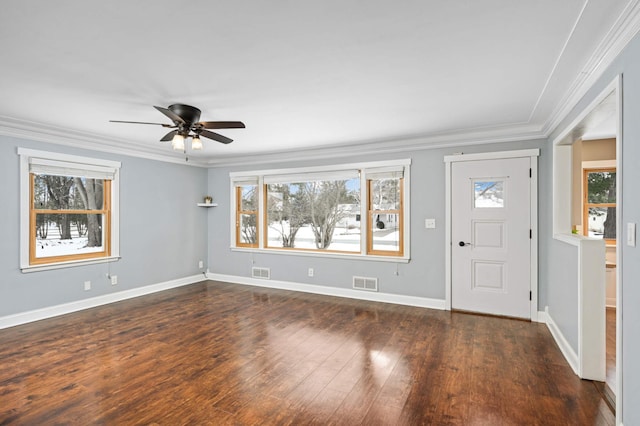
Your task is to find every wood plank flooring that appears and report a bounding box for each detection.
[0,281,614,425]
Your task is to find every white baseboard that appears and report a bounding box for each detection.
[541,306,579,375]
[536,310,548,323]
[0,274,206,330]
[206,273,446,311]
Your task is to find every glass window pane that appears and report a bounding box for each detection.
[474,181,504,208]
[239,214,257,245]
[587,172,616,203]
[587,207,616,239]
[370,178,400,210]
[33,176,104,210]
[240,185,257,211]
[370,213,400,252]
[265,178,360,252]
[35,213,104,258]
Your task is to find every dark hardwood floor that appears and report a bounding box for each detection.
[0,281,614,425]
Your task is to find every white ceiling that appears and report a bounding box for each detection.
[0,0,635,165]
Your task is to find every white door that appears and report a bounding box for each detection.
[451,157,531,318]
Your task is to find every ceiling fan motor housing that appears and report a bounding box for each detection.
[168,104,201,125]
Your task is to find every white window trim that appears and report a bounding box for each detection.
[230,159,411,261]
[18,148,121,272]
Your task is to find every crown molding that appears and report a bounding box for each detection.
[542,0,640,137]
[204,123,545,167]
[2,1,638,170]
[0,116,210,167]
[0,113,546,168]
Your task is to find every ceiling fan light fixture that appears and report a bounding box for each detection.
[171,133,185,151]
[191,135,203,150]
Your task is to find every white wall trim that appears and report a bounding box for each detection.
[0,274,206,330]
[1,1,638,171]
[1,116,210,167]
[206,272,446,310]
[542,0,640,136]
[543,306,580,375]
[208,126,546,167]
[536,310,548,324]
[443,148,540,163]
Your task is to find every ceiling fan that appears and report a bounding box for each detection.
[110,104,245,151]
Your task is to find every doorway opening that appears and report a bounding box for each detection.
[552,76,622,416]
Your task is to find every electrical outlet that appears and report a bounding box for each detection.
[425,218,436,229]
[308,268,314,277]
[84,281,91,291]
[110,275,118,285]
[198,260,204,269]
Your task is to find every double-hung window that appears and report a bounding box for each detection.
[583,167,616,241]
[234,178,259,248]
[19,149,120,271]
[231,159,409,260]
[366,169,404,256]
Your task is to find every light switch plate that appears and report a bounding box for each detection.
[628,223,636,247]
[425,218,436,229]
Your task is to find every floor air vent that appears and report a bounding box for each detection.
[252,267,271,279]
[353,276,378,292]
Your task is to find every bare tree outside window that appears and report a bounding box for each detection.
[32,174,108,261]
[584,169,616,240]
[265,178,360,251]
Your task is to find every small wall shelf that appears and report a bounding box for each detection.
[197,203,218,207]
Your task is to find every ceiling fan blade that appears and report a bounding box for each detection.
[198,121,245,129]
[160,130,178,142]
[200,130,233,144]
[154,106,186,125]
[110,120,174,127]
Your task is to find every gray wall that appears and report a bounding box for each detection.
[207,138,547,301]
[546,31,640,425]
[0,135,208,317]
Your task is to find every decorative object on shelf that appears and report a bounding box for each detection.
[204,195,213,204]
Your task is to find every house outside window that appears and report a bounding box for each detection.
[231,159,409,260]
[367,171,403,256]
[19,148,120,271]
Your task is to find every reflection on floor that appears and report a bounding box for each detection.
[0,281,616,425]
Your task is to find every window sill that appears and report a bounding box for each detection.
[230,247,409,263]
[21,256,120,273]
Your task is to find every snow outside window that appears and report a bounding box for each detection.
[230,159,410,260]
[18,148,121,271]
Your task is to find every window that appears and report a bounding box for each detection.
[367,171,403,256]
[583,167,616,241]
[473,180,505,208]
[234,179,258,248]
[231,160,409,260]
[19,149,120,271]
[264,171,360,252]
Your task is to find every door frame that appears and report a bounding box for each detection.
[444,149,540,321]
